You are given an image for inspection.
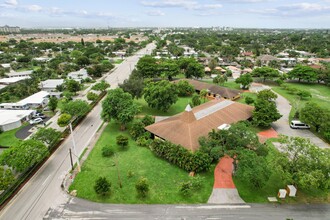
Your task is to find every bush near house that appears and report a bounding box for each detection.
[150,139,211,173]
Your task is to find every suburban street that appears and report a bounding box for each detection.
[45,197,330,220]
[0,43,155,220]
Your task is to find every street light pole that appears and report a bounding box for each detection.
[69,123,81,172]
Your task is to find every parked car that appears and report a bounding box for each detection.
[29,117,43,125]
[290,120,310,129]
[34,112,46,119]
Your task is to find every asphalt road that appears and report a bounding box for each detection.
[0,43,156,220]
[272,91,329,149]
[44,197,330,220]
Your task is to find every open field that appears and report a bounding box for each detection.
[69,122,214,204]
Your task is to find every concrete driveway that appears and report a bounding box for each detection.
[272,91,329,149]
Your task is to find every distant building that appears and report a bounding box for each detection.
[40,79,64,92]
[67,69,89,82]
[0,25,20,33]
[0,76,30,85]
[6,70,33,78]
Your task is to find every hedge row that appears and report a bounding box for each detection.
[150,139,211,173]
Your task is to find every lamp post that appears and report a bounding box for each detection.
[69,122,81,172]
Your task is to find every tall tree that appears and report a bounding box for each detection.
[235,73,253,89]
[48,96,58,112]
[32,128,61,147]
[253,99,282,127]
[288,65,318,82]
[159,59,180,81]
[102,88,140,130]
[252,67,280,82]
[136,55,159,78]
[143,80,179,112]
[300,102,325,132]
[62,100,90,117]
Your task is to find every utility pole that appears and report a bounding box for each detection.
[69,123,81,172]
[69,148,74,171]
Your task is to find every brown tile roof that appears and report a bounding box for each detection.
[173,79,241,100]
[145,99,254,152]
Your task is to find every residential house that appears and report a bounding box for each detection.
[227,66,241,79]
[68,69,89,82]
[6,70,33,78]
[145,99,254,151]
[40,79,64,92]
[0,91,50,110]
[0,109,35,132]
[257,55,279,66]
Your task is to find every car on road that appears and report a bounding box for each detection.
[290,120,310,129]
[29,117,43,125]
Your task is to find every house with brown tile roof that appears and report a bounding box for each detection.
[145,99,254,152]
[173,79,241,100]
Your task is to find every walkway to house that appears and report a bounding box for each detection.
[257,127,279,144]
[207,156,245,204]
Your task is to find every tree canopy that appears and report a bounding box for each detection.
[101,88,140,130]
[143,80,179,112]
[288,65,318,82]
[252,67,280,82]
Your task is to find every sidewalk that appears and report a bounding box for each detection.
[208,156,245,204]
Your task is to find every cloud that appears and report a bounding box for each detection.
[244,2,330,17]
[216,0,270,3]
[141,0,198,9]
[24,4,42,12]
[5,0,18,6]
[146,9,165,16]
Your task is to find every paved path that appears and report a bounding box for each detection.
[272,91,329,149]
[208,156,245,204]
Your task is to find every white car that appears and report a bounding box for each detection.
[29,117,43,125]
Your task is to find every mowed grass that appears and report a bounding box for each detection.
[135,96,203,116]
[272,83,330,110]
[236,92,258,104]
[0,126,23,147]
[69,122,214,204]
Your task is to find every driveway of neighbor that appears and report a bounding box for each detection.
[208,156,246,204]
[271,91,329,149]
[15,117,51,140]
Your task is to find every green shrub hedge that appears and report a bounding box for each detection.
[150,139,211,173]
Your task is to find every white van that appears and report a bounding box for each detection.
[290,120,310,129]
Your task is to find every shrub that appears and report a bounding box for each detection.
[102,146,114,157]
[129,120,145,140]
[87,92,99,101]
[136,136,152,147]
[150,139,211,173]
[127,170,134,178]
[179,176,204,197]
[135,177,149,198]
[180,181,193,197]
[191,93,201,107]
[141,115,154,126]
[176,80,195,97]
[94,177,111,196]
[245,96,254,105]
[57,113,72,127]
[116,135,129,149]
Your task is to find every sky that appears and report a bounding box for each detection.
[0,0,330,28]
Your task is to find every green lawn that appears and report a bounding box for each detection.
[0,126,23,147]
[272,83,330,110]
[69,122,214,204]
[135,96,206,117]
[236,92,258,104]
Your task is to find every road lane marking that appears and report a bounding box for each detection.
[175,205,251,209]
[42,175,51,186]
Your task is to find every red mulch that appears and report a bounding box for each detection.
[213,156,236,189]
[258,128,279,143]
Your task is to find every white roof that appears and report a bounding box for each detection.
[0,109,34,126]
[68,69,88,78]
[1,63,10,68]
[7,70,33,77]
[0,76,30,84]
[217,123,231,130]
[195,100,234,120]
[41,79,64,89]
[18,91,49,105]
